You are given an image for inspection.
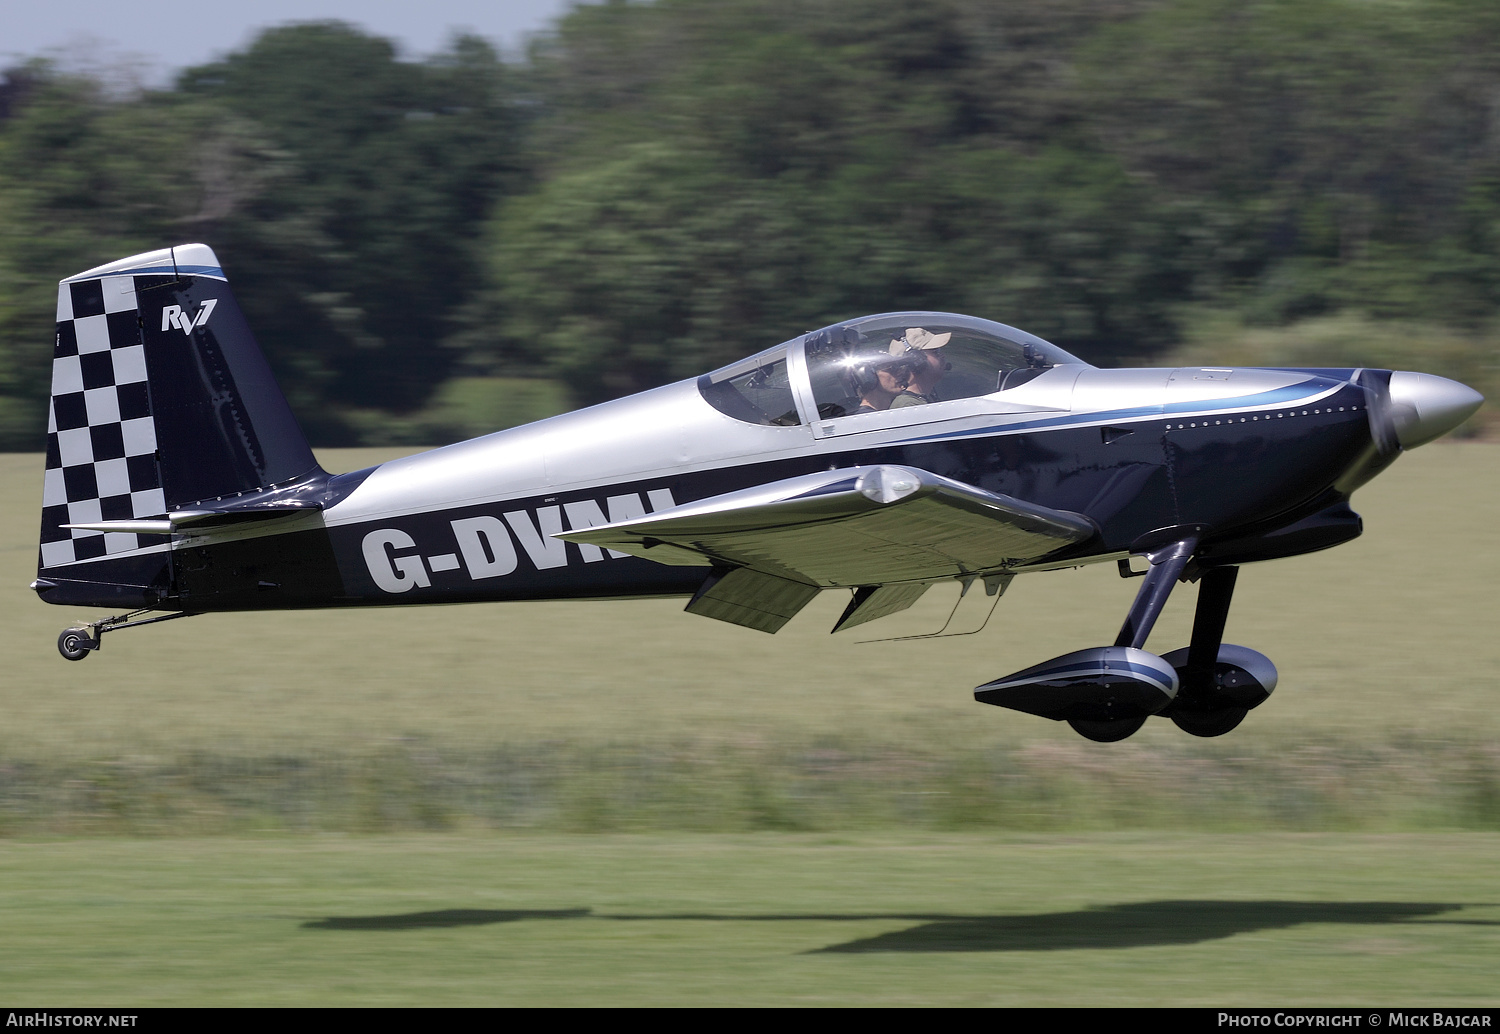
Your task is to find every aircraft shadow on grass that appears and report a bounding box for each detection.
[304,909,591,930]
[303,900,1493,952]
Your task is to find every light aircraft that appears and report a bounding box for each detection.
[33,244,1483,742]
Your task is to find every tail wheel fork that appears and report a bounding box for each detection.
[55,609,196,661]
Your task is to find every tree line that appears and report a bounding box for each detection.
[1,0,1496,449]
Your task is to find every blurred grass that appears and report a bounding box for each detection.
[1,833,1497,1005]
[1,442,1497,833]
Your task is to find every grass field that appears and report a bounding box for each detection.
[1,833,1497,1006]
[1,445,1497,1004]
[1,444,1498,832]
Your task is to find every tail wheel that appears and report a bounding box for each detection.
[1170,707,1247,738]
[57,629,92,661]
[1067,716,1146,742]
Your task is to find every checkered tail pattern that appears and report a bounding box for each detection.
[39,275,165,569]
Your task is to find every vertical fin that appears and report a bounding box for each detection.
[37,244,320,594]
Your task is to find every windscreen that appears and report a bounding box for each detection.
[697,345,801,425]
[803,313,1083,419]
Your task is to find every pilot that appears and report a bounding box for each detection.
[887,328,952,408]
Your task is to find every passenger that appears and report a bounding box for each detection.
[848,354,908,412]
[860,363,909,411]
[887,328,951,408]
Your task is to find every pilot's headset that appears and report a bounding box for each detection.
[842,333,903,397]
[845,353,893,396]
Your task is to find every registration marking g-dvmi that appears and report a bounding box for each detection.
[362,489,677,593]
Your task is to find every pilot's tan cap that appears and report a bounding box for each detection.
[889,328,951,355]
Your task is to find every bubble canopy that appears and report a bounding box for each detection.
[698,312,1087,426]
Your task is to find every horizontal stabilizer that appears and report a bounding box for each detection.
[62,500,322,537]
[557,465,1095,588]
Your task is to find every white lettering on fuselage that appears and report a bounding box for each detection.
[451,516,518,578]
[361,528,432,593]
[360,489,676,593]
[563,494,648,561]
[503,506,568,570]
[160,299,217,336]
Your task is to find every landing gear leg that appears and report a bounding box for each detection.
[1114,534,1199,649]
[977,532,1209,744]
[1062,533,1200,741]
[1164,565,1265,737]
[55,609,196,661]
[1183,566,1238,687]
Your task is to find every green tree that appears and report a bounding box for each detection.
[5,1,1497,448]
[480,0,1183,406]
[0,24,528,448]
[1079,0,1500,325]
[179,23,527,424]
[0,68,267,447]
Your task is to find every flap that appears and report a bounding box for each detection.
[684,567,822,634]
[556,465,1095,587]
[831,582,933,633]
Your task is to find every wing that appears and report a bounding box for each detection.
[556,465,1096,632]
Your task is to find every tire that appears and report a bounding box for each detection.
[1170,707,1247,738]
[57,629,92,661]
[1067,716,1147,742]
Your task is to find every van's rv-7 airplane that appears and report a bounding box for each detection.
[34,245,1483,742]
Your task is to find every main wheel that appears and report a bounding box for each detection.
[58,628,92,661]
[1170,707,1247,738]
[1067,716,1147,742]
